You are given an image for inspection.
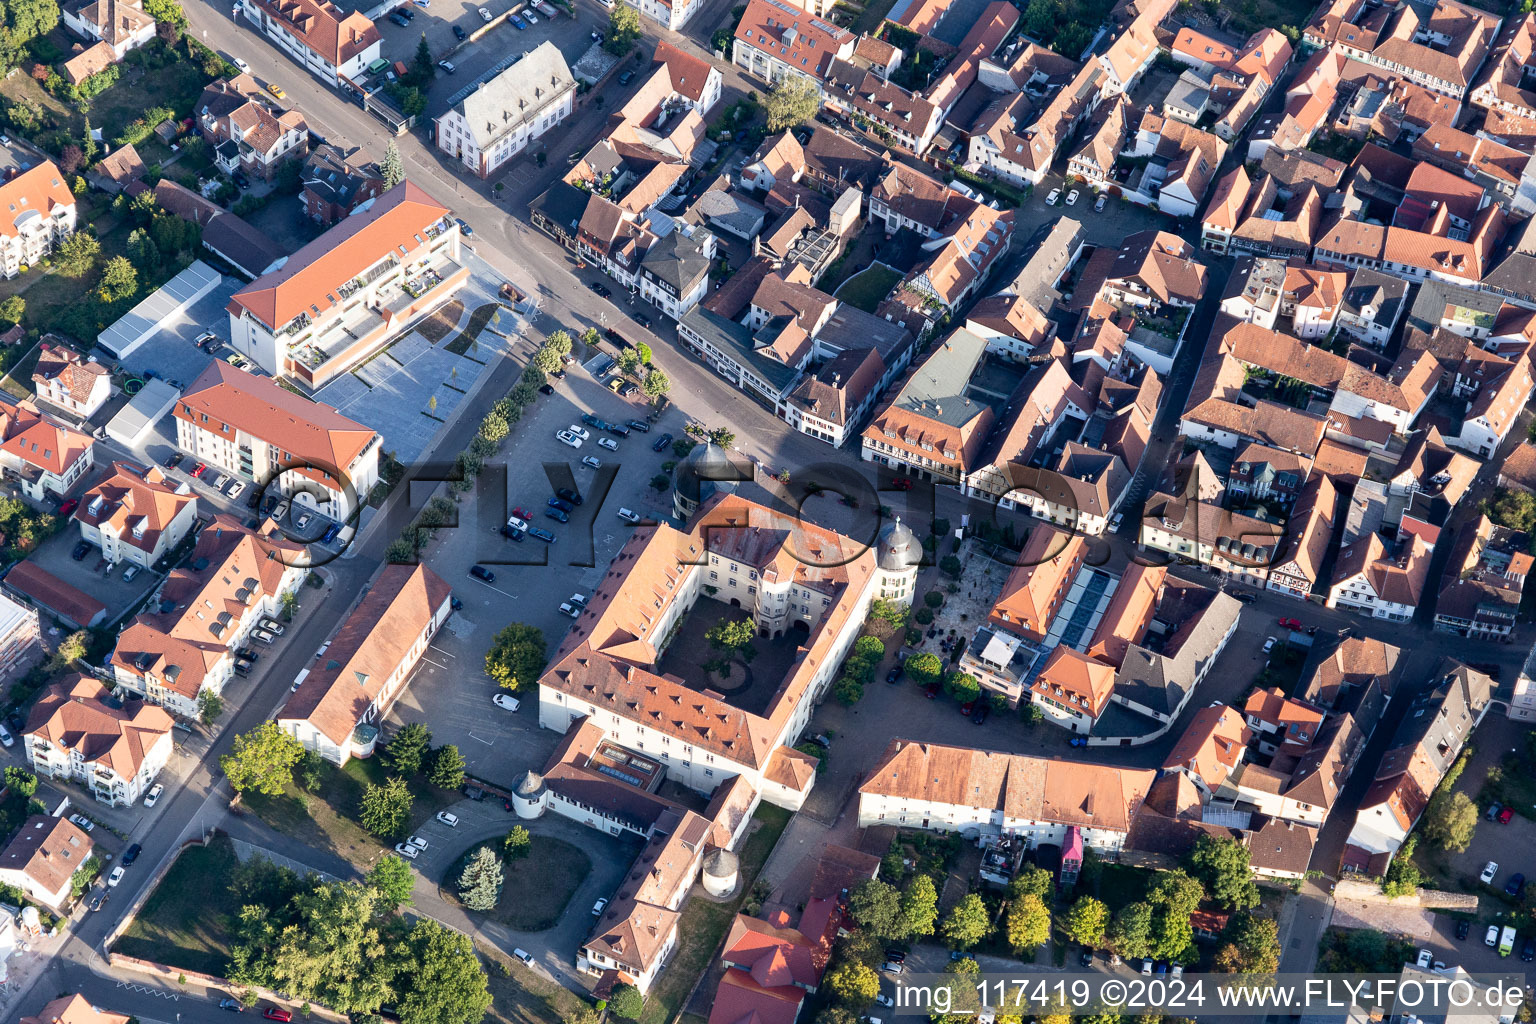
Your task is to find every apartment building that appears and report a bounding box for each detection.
[74,462,197,569]
[111,516,307,718]
[63,0,155,58]
[226,182,466,388]
[857,739,1155,855]
[241,0,380,87]
[175,362,380,522]
[1304,0,1501,101]
[1326,520,1438,620]
[279,564,452,765]
[0,816,92,912]
[732,0,854,87]
[0,162,77,280]
[24,675,173,806]
[434,42,576,178]
[31,344,109,419]
[0,399,94,501]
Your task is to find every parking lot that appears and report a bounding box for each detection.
[373,0,609,115]
[26,524,162,622]
[383,357,693,786]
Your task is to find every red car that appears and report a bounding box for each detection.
[262,1010,293,1023]
[959,701,975,716]
[1500,807,1515,824]
[190,462,207,478]
[891,478,914,490]
[57,499,78,518]
[1278,617,1302,630]
[511,506,533,521]
[924,682,940,700]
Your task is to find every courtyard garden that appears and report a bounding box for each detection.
[441,831,592,932]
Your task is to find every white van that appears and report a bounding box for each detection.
[292,668,310,692]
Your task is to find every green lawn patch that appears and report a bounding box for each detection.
[242,756,459,872]
[441,835,592,931]
[0,215,137,340]
[484,945,596,1024]
[835,264,903,313]
[114,836,241,976]
[445,302,501,356]
[639,803,791,1024]
[1083,861,1154,914]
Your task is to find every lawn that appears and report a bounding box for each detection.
[0,213,136,340]
[835,264,903,313]
[1083,861,1154,914]
[1229,0,1316,34]
[639,803,792,1024]
[445,302,502,357]
[114,836,241,976]
[242,756,460,871]
[484,945,597,1024]
[441,835,592,931]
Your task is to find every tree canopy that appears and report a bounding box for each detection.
[1005,893,1051,953]
[764,76,820,132]
[1422,791,1479,852]
[1061,896,1108,948]
[847,878,902,938]
[221,722,304,796]
[939,893,991,950]
[1184,835,1259,911]
[485,623,547,691]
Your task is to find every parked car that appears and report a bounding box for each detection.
[1278,617,1303,630]
[1065,189,1080,206]
[1094,193,1107,213]
[122,564,141,583]
[1262,636,1277,653]
[437,811,460,827]
[1500,806,1516,824]
[1507,873,1526,899]
[1456,919,1471,940]
[631,311,652,329]
[1046,188,1061,205]
[556,429,582,448]
[144,783,163,807]
[616,507,641,523]
[220,998,245,1012]
[71,540,91,561]
[510,12,525,27]
[406,835,428,851]
[513,948,535,967]
[972,703,990,725]
[568,426,590,442]
[469,565,496,583]
[556,487,583,505]
[493,693,520,712]
[263,1007,294,1022]
[592,897,609,916]
[478,5,492,18]
[233,57,251,73]
[598,437,618,451]
[68,813,94,832]
[1416,948,1433,968]
[259,617,285,635]
[545,508,569,523]
[122,843,142,865]
[452,24,466,39]
[438,60,456,73]
[266,83,286,100]
[618,70,633,85]
[559,602,580,618]
[626,419,651,432]
[107,866,125,887]
[1488,925,1502,946]
[1482,861,1499,884]
[653,432,674,452]
[1488,802,1504,821]
[527,526,556,542]
[252,629,277,645]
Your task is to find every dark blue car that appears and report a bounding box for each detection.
[548,497,573,512]
[546,508,569,523]
[528,526,555,542]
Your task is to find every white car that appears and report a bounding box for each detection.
[225,480,246,501]
[1045,188,1061,205]
[294,513,312,530]
[69,814,94,833]
[393,843,419,860]
[438,60,456,74]
[493,692,521,712]
[569,425,590,441]
[524,9,537,22]
[1487,925,1501,947]
[144,783,163,807]
[233,57,251,73]
[592,897,608,916]
[0,723,13,747]
[1481,861,1499,884]
[506,515,527,532]
[1262,636,1277,653]
[560,602,580,618]
[437,811,460,827]
[581,455,601,469]
[556,430,582,449]
[1066,189,1080,206]
[514,948,535,967]
[876,994,895,1008]
[406,835,429,851]
[616,507,641,523]
[1416,948,1433,969]
[107,866,125,888]
[478,5,492,18]
[597,437,618,451]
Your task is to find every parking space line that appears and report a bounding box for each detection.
[429,645,457,658]
[466,730,495,746]
[420,656,448,670]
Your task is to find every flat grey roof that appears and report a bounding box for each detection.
[889,327,991,427]
[96,261,222,359]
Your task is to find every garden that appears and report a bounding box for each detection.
[442,829,592,932]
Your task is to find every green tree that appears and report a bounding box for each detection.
[52,232,100,277]
[381,140,405,189]
[824,960,879,1006]
[9,0,60,44]
[605,3,640,53]
[868,598,909,629]
[833,677,864,705]
[634,341,652,363]
[764,75,820,131]
[1061,896,1108,948]
[940,892,991,951]
[504,825,531,860]
[366,854,416,910]
[262,882,393,1013]
[709,427,736,449]
[905,651,943,688]
[458,846,503,911]
[535,345,564,373]
[3,765,35,799]
[943,671,980,704]
[1423,791,1479,852]
[545,329,573,356]
[0,295,23,327]
[1212,914,1280,974]
[1111,903,1154,959]
[706,616,756,660]
[359,776,413,838]
[1184,834,1259,911]
[616,348,643,378]
[221,722,304,796]
[96,255,137,303]
[142,0,185,25]
[394,918,492,1024]
[898,874,940,939]
[197,689,225,726]
[642,368,671,400]
[386,722,432,775]
[1146,870,1204,962]
[413,33,434,81]
[1007,866,1054,902]
[485,623,547,691]
[296,750,324,791]
[605,982,642,1019]
[428,744,466,789]
[1006,893,1051,954]
[848,877,902,937]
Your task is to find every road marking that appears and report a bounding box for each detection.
[420,656,448,670]
[429,645,457,658]
[466,730,495,746]
[116,982,181,1000]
